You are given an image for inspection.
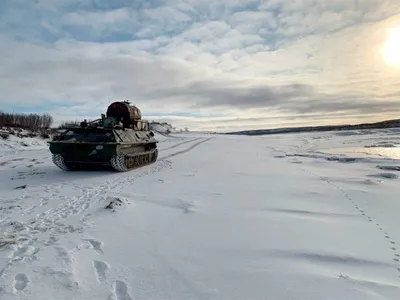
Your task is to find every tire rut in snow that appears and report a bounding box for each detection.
[160,137,213,160]
[159,137,203,152]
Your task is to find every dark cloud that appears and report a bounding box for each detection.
[0,51,200,105]
[284,96,400,115]
[150,80,400,115]
[151,80,312,106]
[1,39,399,119]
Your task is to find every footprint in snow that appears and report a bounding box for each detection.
[12,245,39,262]
[44,235,59,246]
[93,260,109,283]
[83,238,104,254]
[13,274,29,292]
[40,266,78,289]
[112,280,133,300]
[54,246,73,265]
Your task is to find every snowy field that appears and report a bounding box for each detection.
[1,128,400,300]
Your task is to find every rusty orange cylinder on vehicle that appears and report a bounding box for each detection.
[106,101,142,126]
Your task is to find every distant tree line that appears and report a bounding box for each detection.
[0,111,53,130]
[0,110,184,134]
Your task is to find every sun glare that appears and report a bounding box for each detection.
[382,26,400,67]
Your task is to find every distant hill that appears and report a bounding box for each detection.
[225,118,400,136]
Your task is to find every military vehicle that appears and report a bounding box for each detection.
[48,101,158,172]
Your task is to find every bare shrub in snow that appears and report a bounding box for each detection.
[0,111,53,131]
[0,132,9,139]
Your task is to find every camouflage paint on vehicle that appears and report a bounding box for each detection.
[48,101,158,172]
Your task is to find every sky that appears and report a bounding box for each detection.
[1,0,400,132]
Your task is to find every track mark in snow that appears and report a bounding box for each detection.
[160,137,202,152]
[7,138,208,244]
[6,236,40,271]
[12,244,39,262]
[40,197,49,206]
[13,273,28,292]
[45,235,59,246]
[160,138,213,160]
[6,160,173,245]
[40,246,81,289]
[93,260,109,283]
[40,266,78,289]
[297,166,400,280]
[84,239,104,254]
[55,246,73,265]
[112,280,133,300]
[0,137,211,286]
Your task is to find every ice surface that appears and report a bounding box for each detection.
[0,128,400,299]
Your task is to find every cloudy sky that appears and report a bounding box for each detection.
[1,0,400,131]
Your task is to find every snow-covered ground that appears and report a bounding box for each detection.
[1,128,400,300]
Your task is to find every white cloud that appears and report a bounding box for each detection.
[228,10,277,34]
[1,0,400,131]
[62,8,132,27]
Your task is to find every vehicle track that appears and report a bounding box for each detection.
[0,137,213,287]
[158,137,203,152]
[160,138,212,160]
[0,137,203,228]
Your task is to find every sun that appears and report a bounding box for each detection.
[382,26,400,67]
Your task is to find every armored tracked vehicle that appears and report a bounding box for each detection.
[48,101,158,172]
